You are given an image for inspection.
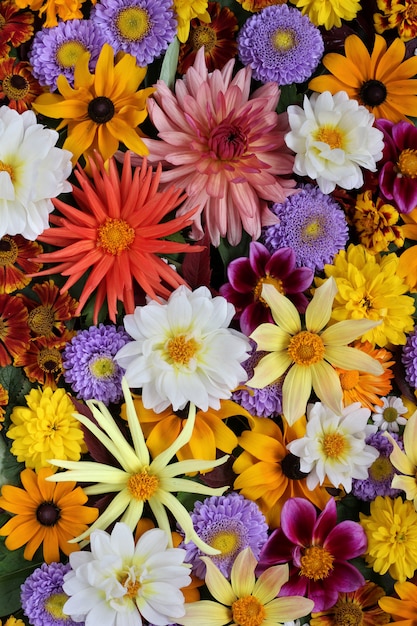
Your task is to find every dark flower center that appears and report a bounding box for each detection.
[38,347,62,373]
[28,305,55,336]
[280,453,308,480]
[88,96,115,124]
[359,80,387,107]
[36,501,61,526]
[10,74,28,90]
[3,73,30,100]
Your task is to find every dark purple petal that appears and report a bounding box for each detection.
[328,561,365,594]
[324,520,367,559]
[304,580,339,612]
[393,175,417,214]
[258,527,295,569]
[312,498,337,545]
[249,241,271,276]
[265,246,297,278]
[284,267,314,294]
[219,282,252,313]
[286,291,309,314]
[226,257,257,292]
[240,301,271,335]
[392,119,417,151]
[281,497,317,547]
[378,162,396,200]
[278,569,308,598]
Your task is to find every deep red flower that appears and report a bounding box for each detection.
[0,58,44,113]
[20,280,79,338]
[0,294,30,366]
[14,330,75,388]
[0,0,34,58]
[0,235,43,295]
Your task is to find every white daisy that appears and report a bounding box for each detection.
[372,395,408,432]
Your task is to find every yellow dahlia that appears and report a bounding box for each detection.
[352,190,404,254]
[289,0,361,29]
[173,0,210,43]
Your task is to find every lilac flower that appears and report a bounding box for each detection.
[29,19,105,90]
[263,185,349,271]
[258,497,367,612]
[62,324,130,405]
[90,0,177,66]
[21,562,80,626]
[219,242,313,336]
[180,493,268,579]
[402,326,417,387]
[237,4,323,85]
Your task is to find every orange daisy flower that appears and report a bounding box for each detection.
[0,467,98,563]
[398,206,417,291]
[33,153,203,323]
[0,235,43,295]
[311,580,390,625]
[0,294,30,366]
[178,1,238,74]
[0,0,34,58]
[308,34,417,123]
[334,341,395,410]
[0,58,44,113]
[0,384,9,430]
[14,330,75,389]
[235,0,287,11]
[20,280,79,338]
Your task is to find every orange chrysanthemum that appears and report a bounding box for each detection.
[14,0,93,28]
[0,294,30,366]
[14,330,75,389]
[0,467,98,563]
[309,34,417,123]
[33,153,202,323]
[20,280,79,338]
[0,384,9,429]
[374,0,417,41]
[0,58,44,113]
[233,414,331,528]
[335,341,395,410]
[398,206,417,291]
[235,0,287,11]
[0,0,34,57]
[0,235,43,295]
[311,581,390,625]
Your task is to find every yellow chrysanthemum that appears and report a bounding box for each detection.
[7,387,86,473]
[14,0,91,27]
[0,617,25,626]
[289,0,361,29]
[360,495,417,582]
[352,190,404,254]
[32,43,154,165]
[318,244,415,347]
[398,206,417,291]
[173,0,210,42]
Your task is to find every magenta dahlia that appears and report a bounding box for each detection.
[219,242,313,335]
[257,497,367,612]
[134,47,297,247]
[377,118,417,214]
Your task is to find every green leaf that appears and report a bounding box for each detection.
[159,37,180,89]
[0,437,23,488]
[0,537,42,616]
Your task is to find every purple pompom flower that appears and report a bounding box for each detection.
[90,0,177,66]
[257,497,367,612]
[237,4,323,85]
[402,326,417,388]
[62,323,130,405]
[219,241,313,336]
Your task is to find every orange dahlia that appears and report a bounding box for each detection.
[20,280,79,338]
[0,235,43,295]
[0,294,30,366]
[33,153,202,323]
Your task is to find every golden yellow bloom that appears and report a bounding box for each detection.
[318,244,415,347]
[32,43,154,165]
[379,581,417,624]
[173,0,210,42]
[235,0,288,11]
[0,617,25,626]
[360,495,417,582]
[398,206,417,291]
[290,0,361,29]
[13,0,89,27]
[7,387,85,472]
[385,409,417,508]
[0,383,8,429]
[374,0,417,41]
[352,190,404,254]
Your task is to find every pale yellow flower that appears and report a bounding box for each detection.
[385,409,417,509]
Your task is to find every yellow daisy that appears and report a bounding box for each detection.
[290,0,361,30]
[173,0,210,43]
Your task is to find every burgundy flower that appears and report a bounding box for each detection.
[257,497,367,612]
[219,242,313,335]
[377,118,417,214]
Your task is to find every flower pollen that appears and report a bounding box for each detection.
[167,334,199,365]
[398,148,417,178]
[333,603,363,626]
[127,468,159,501]
[28,306,55,335]
[191,25,217,53]
[288,330,325,365]
[0,160,14,181]
[38,347,62,374]
[254,275,284,305]
[369,456,393,482]
[0,236,18,266]
[314,125,344,149]
[322,432,346,458]
[210,529,239,555]
[89,356,116,379]
[56,40,88,69]
[3,73,30,100]
[121,571,141,599]
[272,29,296,51]
[383,406,399,423]
[232,596,266,626]
[300,545,334,581]
[44,593,69,619]
[117,7,150,42]
[97,218,135,255]
[339,369,360,391]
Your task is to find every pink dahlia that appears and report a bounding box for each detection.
[219,242,313,335]
[377,118,417,214]
[135,47,297,246]
[257,497,366,612]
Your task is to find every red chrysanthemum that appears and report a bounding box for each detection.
[33,152,202,323]
[0,235,43,295]
[0,294,30,366]
[20,280,79,338]
[0,0,34,58]
[0,58,44,113]
[14,330,75,389]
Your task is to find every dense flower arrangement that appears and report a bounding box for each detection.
[1,1,417,625]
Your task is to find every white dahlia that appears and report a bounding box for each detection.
[0,106,72,240]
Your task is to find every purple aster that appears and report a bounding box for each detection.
[29,19,106,90]
[352,431,404,501]
[179,493,268,579]
[237,4,323,85]
[262,184,349,271]
[219,241,313,336]
[62,323,130,405]
[90,0,177,66]
[21,562,80,626]
[402,326,417,388]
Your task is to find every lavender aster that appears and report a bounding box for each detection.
[21,562,80,626]
[62,324,130,405]
[232,347,283,417]
[352,431,404,501]
[263,184,349,271]
[180,493,268,579]
[90,0,177,66]
[237,4,324,85]
[29,20,106,90]
[402,327,417,388]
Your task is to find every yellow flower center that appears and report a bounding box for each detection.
[369,456,392,482]
[44,593,70,620]
[89,356,116,379]
[302,218,324,241]
[0,160,14,181]
[0,15,5,29]
[339,369,360,391]
[333,602,363,626]
[314,125,344,150]
[322,432,346,458]
[253,275,284,306]
[272,28,296,51]
[0,236,18,267]
[2,73,30,100]
[191,25,217,53]
[299,545,334,580]
[56,40,88,68]
[121,574,141,599]
[288,330,325,366]
[210,530,239,555]
[38,347,62,374]
[97,218,135,255]
[0,318,5,340]
[166,334,199,365]
[28,305,55,335]
[116,7,150,42]
[383,406,399,423]
[127,468,159,501]
[232,596,266,626]
[398,148,417,178]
